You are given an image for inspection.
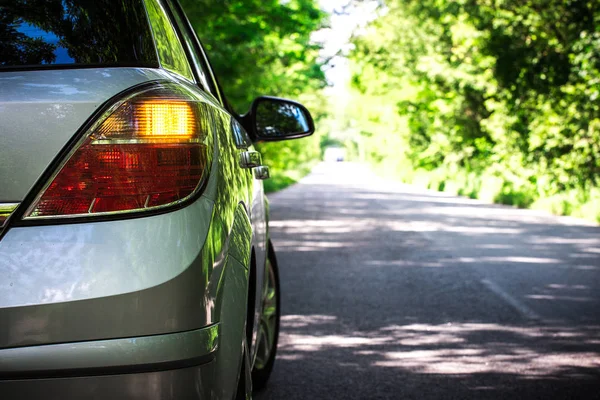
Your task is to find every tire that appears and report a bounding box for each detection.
[251,241,281,391]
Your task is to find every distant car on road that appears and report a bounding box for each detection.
[0,1,314,399]
[324,146,346,162]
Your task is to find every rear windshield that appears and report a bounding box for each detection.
[0,0,158,68]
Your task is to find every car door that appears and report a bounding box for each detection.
[165,0,268,357]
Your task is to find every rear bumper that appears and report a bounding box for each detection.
[0,364,217,400]
[0,324,219,399]
[0,195,219,349]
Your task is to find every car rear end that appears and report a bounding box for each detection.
[0,1,241,398]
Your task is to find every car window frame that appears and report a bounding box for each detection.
[161,0,209,93]
[164,0,225,106]
[164,0,251,145]
[143,0,195,82]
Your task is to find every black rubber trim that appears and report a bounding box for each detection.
[0,323,219,380]
[0,354,216,381]
[6,79,214,229]
[0,322,215,352]
[162,0,201,87]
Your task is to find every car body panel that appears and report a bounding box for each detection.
[212,254,250,400]
[0,68,176,203]
[0,197,217,349]
[0,74,254,349]
[210,112,269,364]
[0,324,218,378]
[249,167,268,362]
[0,65,260,399]
[0,363,217,400]
[0,196,214,310]
[0,0,298,396]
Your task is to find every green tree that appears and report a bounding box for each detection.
[348,0,600,220]
[180,0,328,191]
[180,0,327,112]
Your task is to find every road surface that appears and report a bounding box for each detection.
[258,163,600,400]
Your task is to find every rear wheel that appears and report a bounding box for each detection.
[251,241,281,391]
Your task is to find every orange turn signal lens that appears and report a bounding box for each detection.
[137,101,195,138]
[24,83,212,218]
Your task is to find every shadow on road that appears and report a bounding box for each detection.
[259,164,600,399]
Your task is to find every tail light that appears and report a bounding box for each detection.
[24,83,213,219]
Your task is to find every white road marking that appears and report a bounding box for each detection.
[480,279,542,321]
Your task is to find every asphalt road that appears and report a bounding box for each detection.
[257,163,600,400]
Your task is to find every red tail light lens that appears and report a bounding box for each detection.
[25,84,213,219]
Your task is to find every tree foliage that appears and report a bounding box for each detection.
[348,0,600,219]
[180,0,326,112]
[180,0,327,190]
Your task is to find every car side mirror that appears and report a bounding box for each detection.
[250,96,315,141]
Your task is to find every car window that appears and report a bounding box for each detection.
[166,1,240,119]
[165,1,215,96]
[0,0,157,68]
[172,2,230,108]
[144,0,194,82]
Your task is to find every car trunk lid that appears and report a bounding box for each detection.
[0,68,172,206]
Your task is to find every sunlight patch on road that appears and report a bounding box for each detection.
[365,260,444,268]
[458,256,561,264]
[530,237,600,245]
[281,334,389,351]
[275,240,356,251]
[271,217,526,237]
[477,244,513,249]
[373,349,600,375]
[270,219,372,234]
[281,315,337,328]
[276,317,600,377]
[395,222,524,235]
[526,294,595,302]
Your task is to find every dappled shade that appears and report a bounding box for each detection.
[259,163,600,399]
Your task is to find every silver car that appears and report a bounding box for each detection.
[0,1,314,398]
